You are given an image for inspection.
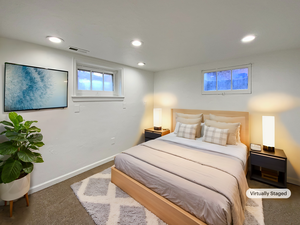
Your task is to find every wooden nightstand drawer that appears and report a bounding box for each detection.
[251,153,286,172]
[145,131,161,139]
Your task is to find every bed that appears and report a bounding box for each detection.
[112,109,249,225]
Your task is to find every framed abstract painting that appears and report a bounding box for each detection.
[4,62,68,112]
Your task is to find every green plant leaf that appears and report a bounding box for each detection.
[0,130,6,135]
[18,124,25,130]
[33,152,44,163]
[20,145,26,151]
[34,157,44,163]
[33,142,45,147]
[29,145,39,150]
[17,115,23,123]
[0,141,18,155]
[1,159,22,183]
[33,152,41,157]
[18,134,28,142]
[24,121,38,129]
[0,121,14,127]
[4,126,14,131]
[22,162,34,173]
[18,149,35,162]
[27,133,43,143]
[5,157,14,164]
[9,112,20,126]
[6,131,18,140]
[28,126,41,133]
[6,132,27,142]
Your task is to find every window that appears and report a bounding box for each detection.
[78,70,114,91]
[202,64,252,95]
[72,60,124,102]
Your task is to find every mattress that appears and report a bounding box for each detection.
[114,133,249,225]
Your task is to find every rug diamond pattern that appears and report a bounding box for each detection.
[71,168,264,225]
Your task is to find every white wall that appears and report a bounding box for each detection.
[154,48,300,185]
[0,37,154,196]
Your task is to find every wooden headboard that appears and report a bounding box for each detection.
[171,109,250,149]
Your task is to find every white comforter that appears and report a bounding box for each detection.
[159,133,248,169]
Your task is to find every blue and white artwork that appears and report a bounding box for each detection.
[4,63,68,111]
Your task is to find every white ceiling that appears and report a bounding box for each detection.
[1,0,300,72]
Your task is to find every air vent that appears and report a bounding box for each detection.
[69,46,89,54]
[69,47,78,51]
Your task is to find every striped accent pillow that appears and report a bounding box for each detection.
[176,123,198,140]
[203,125,229,146]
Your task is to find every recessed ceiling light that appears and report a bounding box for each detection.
[47,36,64,43]
[132,40,142,47]
[241,35,256,43]
[138,62,145,66]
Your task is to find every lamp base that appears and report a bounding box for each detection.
[263,145,275,152]
[154,126,162,130]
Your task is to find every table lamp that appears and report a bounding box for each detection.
[262,116,275,152]
[153,108,162,130]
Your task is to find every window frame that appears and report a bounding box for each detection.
[201,64,252,95]
[72,59,124,102]
[77,67,115,96]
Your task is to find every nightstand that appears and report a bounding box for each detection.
[250,148,287,188]
[144,128,170,142]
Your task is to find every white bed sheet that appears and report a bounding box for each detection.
[159,132,248,169]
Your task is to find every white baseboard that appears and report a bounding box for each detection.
[0,155,113,205]
[28,154,117,195]
[287,176,300,186]
[0,161,298,206]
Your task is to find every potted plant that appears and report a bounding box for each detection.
[0,112,44,204]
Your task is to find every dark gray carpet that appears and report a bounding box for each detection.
[247,175,300,225]
[71,167,263,225]
[0,160,299,225]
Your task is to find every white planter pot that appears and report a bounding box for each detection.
[0,173,30,201]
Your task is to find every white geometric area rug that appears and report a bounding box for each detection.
[71,168,264,225]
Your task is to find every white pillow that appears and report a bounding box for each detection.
[174,122,180,134]
[200,122,205,137]
[209,114,244,143]
[176,123,198,140]
[176,113,203,120]
[203,125,229,146]
[205,119,240,145]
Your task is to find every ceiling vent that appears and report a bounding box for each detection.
[69,46,89,54]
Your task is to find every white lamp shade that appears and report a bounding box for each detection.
[262,116,275,147]
[153,108,162,127]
